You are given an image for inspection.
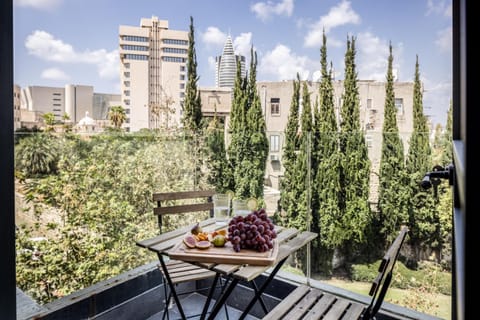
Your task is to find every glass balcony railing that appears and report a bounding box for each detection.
[14,129,452,319]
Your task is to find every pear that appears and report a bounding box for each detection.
[191,222,203,235]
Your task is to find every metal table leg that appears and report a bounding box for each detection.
[200,273,220,319]
[237,257,288,320]
[157,253,187,320]
[206,277,240,320]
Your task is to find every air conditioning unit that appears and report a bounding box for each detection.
[270,154,280,162]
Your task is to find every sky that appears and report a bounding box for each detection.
[13,0,452,126]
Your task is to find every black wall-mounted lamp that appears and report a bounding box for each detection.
[421,164,455,190]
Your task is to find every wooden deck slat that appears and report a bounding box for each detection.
[341,302,365,319]
[263,227,409,320]
[323,298,350,320]
[282,289,323,320]
[262,285,310,320]
[136,218,216,248]
[303,292,336,319]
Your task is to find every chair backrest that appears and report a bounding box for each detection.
[153,190,215,233]
[362,226,409,319]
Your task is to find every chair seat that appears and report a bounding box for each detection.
[160,260,217,284]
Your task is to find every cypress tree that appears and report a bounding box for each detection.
[277,74,301,226]
[225,58,248,191]
[377,44,408,244]
[205,107,230,193]
[339,36,371,248]
[227,48,268,201]
[406,56,439,259]
[440,101,453,166]
[288,81,313,231]
[314,31,341,249]
[182,16,202,133]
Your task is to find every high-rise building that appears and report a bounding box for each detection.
[215,36,246,88]
[119,16,188,131]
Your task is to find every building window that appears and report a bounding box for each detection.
[367,98,372,109]
[162,56,186,63]
[163,39,188,46]
[180,74,185,80]
[124,54,148,60]
[180,66,185,72]
[122,35,148,42]
[124,90,130,96]
[180,83,185,89]
[163,47,187,54]
[395,98,404,115]
[366,134,373,148]
[270,98,280,116]
[270,135,280,152]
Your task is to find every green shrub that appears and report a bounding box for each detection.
[351,260,451,295]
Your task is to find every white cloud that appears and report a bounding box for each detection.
[435,27,452,53]
[233,33,253,58]
[201,27,227,48]
[251,0,294,22]
[41,67,69,80]
[25,30,74,62]
[426,0,452,17]
[14,0,62,10]
[259,44,315,81]
[356,32,390,81]
[304,0,360,48]
[422,78,452,126]
[25,30,119,79]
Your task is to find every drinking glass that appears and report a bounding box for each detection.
[213,193,230,226]
[232,199,250,217]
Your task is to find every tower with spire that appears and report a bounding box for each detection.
[215,35,246,88]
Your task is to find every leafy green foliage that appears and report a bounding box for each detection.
[313,32,341,248]
[338,36,371,247]
[351,260,451,295]
[277,74,300,227]
[15,132,211,304]
[181,16,203,133]
[108,105,127,129]
[377,44,408,244]
[205,112,230,192]
[15,134,60,178]
[227,48,268,201]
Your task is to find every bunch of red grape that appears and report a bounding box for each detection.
[227,208,277,252]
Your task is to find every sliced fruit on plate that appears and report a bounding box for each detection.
[195,240,211,250]
[183,235,196,248]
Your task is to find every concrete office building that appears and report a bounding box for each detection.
[119,16,188,132]
[21,85,93,123]
[18,85,120,130]
[215,36,246,89]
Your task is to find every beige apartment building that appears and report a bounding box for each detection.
[119,17,189,132]
[199,80,414,204]
[258,80,413,204]
[13,84,21,130]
